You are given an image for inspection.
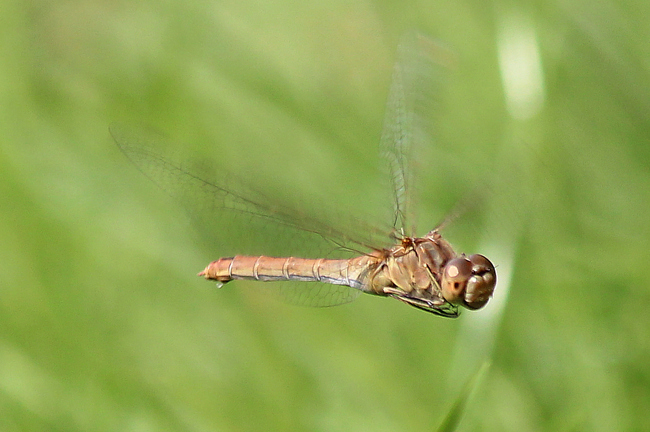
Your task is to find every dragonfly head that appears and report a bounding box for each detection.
[440,254,496,310]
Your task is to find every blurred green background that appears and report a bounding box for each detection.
[2,0,650,430]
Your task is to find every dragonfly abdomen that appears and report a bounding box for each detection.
[199,255,375,291]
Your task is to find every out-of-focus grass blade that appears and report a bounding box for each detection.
[435,361,490,432]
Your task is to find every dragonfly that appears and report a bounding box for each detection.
[111,33,496,318]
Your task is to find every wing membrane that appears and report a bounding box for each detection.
[380,32,450,236]
[110,123,389,259]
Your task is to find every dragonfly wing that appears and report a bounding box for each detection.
[380,32,452,236]
[274,282,363,307]
[110,123,389,259]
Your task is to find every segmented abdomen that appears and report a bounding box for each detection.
[199,255,379,291]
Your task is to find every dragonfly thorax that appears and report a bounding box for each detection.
[369,230,496,316]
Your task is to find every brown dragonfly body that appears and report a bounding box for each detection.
[113,33,497,318]
[200,229,495,317]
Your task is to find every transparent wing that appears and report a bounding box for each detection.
[110,123,381,307]
[111,123,390,258]
[275,283,362,307]
[380,32,451,237]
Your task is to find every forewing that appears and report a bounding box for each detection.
[111,123,388,259]
[380,32,451,237]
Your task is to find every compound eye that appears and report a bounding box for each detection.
[441,257,472,304]
[463,254,497,310]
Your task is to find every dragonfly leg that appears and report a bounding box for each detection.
[383,287,459,318]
